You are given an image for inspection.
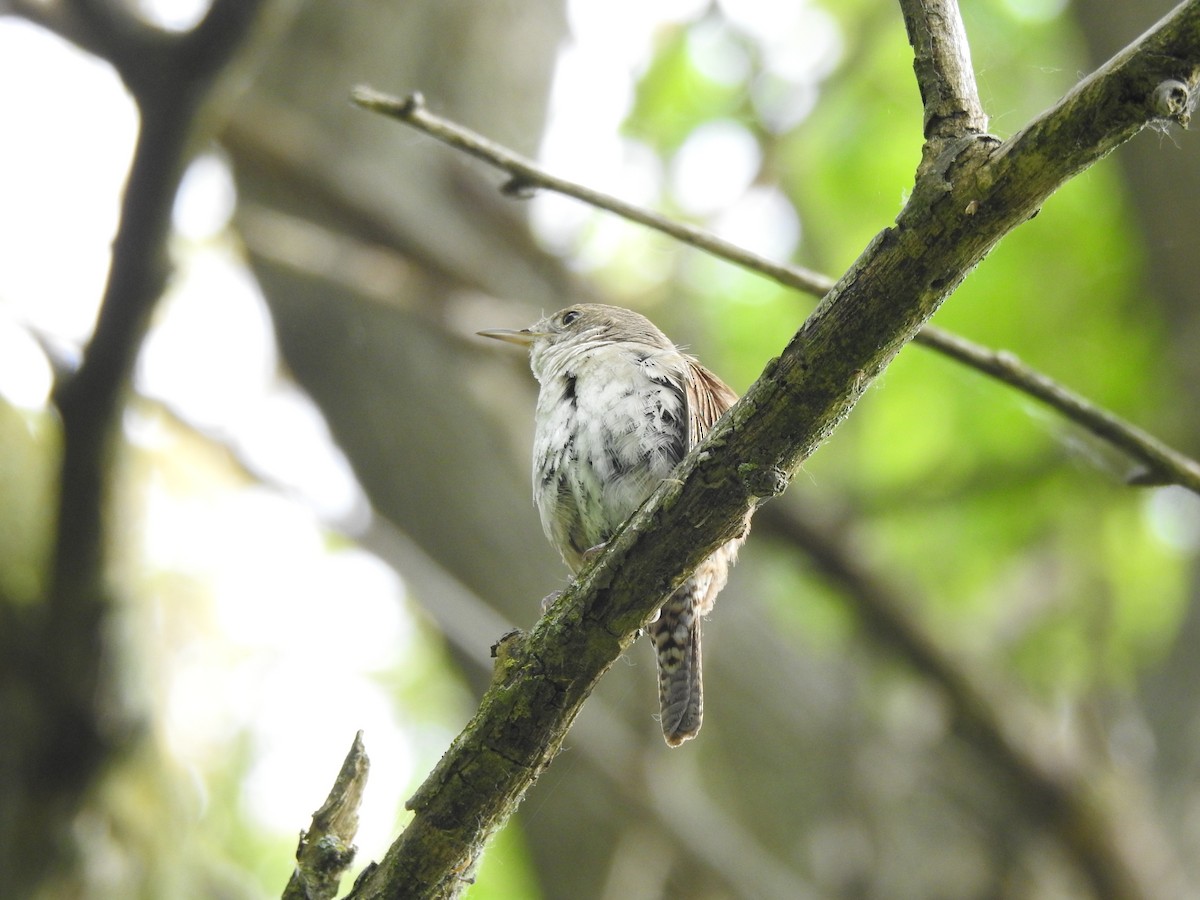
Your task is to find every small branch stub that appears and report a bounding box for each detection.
[489,629,528,687]
[738,462,790,502]
[283,731,370,900]
[1152,79,1193,126]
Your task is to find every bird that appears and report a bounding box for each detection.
[479,303,743,746]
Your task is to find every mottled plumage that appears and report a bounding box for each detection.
[479,304,743,746]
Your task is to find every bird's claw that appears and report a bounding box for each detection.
[582,542,608,564]
[540,589,564,614]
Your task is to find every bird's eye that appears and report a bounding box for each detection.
[560,310,581,327]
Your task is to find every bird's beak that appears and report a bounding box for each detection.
[477,328,538,347]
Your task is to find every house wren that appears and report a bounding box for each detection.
[479,304,743,746]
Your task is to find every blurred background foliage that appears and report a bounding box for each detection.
[2,0,1199,897]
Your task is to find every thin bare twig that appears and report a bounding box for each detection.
[350,89,833,297]
[351,87,1200,496]
[920,328,1200,492]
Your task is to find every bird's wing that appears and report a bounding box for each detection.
[684,358,738,448]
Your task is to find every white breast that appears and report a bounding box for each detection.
[531,343,689,570]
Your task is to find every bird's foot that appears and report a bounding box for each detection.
[581,541,608,564]
[540,589,564,613]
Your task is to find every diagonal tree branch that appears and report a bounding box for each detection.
[355,519,816,898]
[348,3,1200,897]
[351,88,1200,495]
[133,394,815,897]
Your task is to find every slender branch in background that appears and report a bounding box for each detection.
[898,0,989,142]
[922,329,1200,491]
[351,86,1200,497]
[46,0,267,701]
[43,0,270,664]
[351,88,832,299]
[758,502,1185,898]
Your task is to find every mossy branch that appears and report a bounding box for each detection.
[348,2,1200,897]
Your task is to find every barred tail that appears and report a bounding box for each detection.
[651,590,703,747]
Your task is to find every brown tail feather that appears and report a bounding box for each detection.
[651,590,703,746]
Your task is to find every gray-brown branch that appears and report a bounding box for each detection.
[899,0,989,146]
[348,3,1200,898]
[352,88,1200,496]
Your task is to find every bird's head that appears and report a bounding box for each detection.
[478,304,674,366]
